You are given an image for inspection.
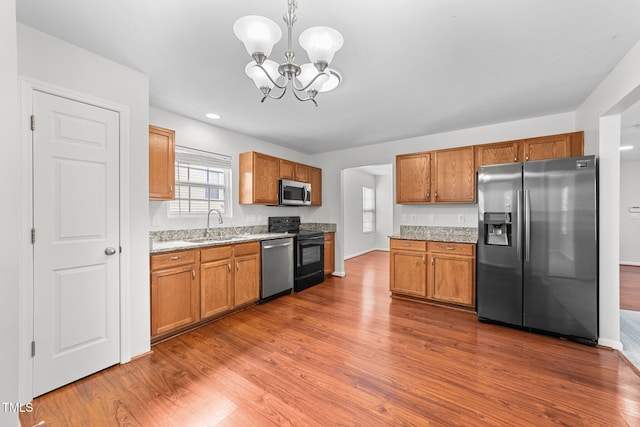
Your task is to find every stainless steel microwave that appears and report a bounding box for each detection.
[279,179,311,205]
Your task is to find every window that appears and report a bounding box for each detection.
[363,186,375,233]
[169,146,232,216]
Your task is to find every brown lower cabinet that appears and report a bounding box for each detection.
[390,238,476,309]
[150,241,260,342]
[324,232,335,276]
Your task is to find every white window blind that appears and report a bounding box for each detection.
[363,186,375,233]
[169,146,232,216]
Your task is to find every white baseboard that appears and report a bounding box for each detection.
[620,261,640,266]
[344,248,388,260]
[598,338,623,350]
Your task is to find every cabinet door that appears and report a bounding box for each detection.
[390,250,427,296]
[396,152,431,204]
[151,265,198,337]
[428,254,474,307]
[234,253,260,307]
[294,164,309,182]
[149,125,175,200]
[324,232,335,276]
[433,146,475,203]
[240,152,279,204]
[522,134,570,161]
[279,159,294,180]
[200,259,233,319]
[474,141,519,170]
[309,166,322,206]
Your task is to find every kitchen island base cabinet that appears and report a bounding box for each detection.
[390,238,476,310]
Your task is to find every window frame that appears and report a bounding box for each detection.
[168,146,233,218]
[362,185,375,234]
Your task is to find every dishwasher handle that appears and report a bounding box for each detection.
[262,241,293,249]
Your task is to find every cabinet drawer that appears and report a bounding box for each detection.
[390,239,427,252]
[151,250,197,270]
[234,241,260,257]
[427,242,474,255]
[201,245,233,263]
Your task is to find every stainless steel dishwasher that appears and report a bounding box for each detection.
[260,237,294,303]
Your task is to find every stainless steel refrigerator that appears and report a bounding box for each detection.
[477,156,598,345]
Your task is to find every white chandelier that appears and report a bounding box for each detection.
[233,0,344,107]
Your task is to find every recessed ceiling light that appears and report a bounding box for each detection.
[620,145,634,151]
[206,113,221,120]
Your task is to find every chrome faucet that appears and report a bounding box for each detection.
[207,208,223,230]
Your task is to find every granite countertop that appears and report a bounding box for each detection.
[150,222,337,254]
[390,225,478,244]
[150,232,293,254]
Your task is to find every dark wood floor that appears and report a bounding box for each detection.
[21,252,640,426]
[621,264,640,311]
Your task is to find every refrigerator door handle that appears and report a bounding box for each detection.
[524,190,531,262]
[516,190,523,261]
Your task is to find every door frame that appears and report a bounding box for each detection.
[18,77,132,402]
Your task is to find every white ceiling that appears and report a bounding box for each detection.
[15,1,640,155]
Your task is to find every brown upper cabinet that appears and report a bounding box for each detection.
[240,151,322,206]
[396,147,474,204]
[396,152,431,203]
[239,151,280,205]
[309,166,322,206]
[149,125,175,200]
[475,131,584,170]
[432,146,475,203]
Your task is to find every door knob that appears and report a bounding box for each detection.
[105,247,117,256]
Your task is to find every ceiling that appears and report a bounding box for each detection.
[15,1,640,155]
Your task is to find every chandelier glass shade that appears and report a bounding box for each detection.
[233,0,344,106]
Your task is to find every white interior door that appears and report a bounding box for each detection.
[32,90,120,397]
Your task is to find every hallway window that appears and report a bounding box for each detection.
[363,186,375,233]
[169,147,232,216]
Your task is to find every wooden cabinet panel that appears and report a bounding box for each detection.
[475,141,519,170]
[151,264,199,336]
[390,250,427,296]
[309,166,322,206]
[234,253,260,307]
[428,254,475,307]
[151,250,197,270]
[239,152,279,205]
[324,232,335,276]
[200,259,233,319]
[279,159,294,180]
[427,241,474,256]
[149,125,175,201]
[390,239,427,252]
[294,164,309,182]
[432,146,475,203]
[396,152,431,203]
[201,245,233,263]
[522,134,570,162]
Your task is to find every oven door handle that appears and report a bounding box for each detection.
[298,238,324,246]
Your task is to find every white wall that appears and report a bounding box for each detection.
[1,0,21,425]
[314,112,577,275]
[342,169,376,258]
[620,160,640,265]
[375,174,393,250]
[148,106,323,231]
[576,38,640,348]
[17,23,151,369]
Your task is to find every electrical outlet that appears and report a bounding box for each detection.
[402,214,407,222]
[458,214,465,223]
[410,214,417,222]
[151,215,160,226]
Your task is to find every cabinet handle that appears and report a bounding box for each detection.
[170,184,173,192]
[192,270,195,279]
[236,262,239,271]
[170,256,180,260]
[525,155,529,161]
[446,246,455,250]
[514,156,517,162]
[435,192,438,199]
[403,243,411,247]
[427,192,430,198]
[422,255,425,264]
[431,256,435,265]
[228,263,231,272]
